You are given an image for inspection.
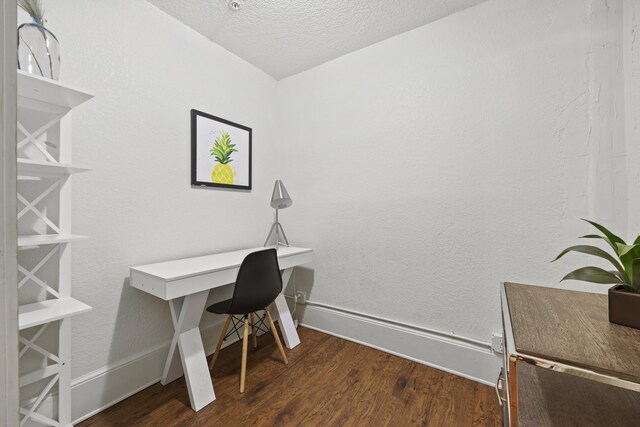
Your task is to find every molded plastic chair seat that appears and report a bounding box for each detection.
[206,299,232,315]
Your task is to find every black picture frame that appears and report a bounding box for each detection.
[191,109,252,190]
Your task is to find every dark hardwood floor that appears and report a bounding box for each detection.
[79,327,501,426]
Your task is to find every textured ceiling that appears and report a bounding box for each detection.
[146,0,487,80]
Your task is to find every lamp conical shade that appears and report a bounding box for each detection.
[270,180,292,209]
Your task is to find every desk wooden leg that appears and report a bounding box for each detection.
[161,290,215,412]
[268,268,301,349]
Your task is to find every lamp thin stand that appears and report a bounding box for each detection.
[264,208,290,249]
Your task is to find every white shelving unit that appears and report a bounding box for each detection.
[18,159,91,177]
[18,234,89,248]
[19,299,92,331]
[17,70,93,427]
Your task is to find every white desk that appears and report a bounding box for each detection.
[130,246,313,411]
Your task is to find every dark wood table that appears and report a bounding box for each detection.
[500,283,640,426]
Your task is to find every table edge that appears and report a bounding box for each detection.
[501,282,640,389]
[130,247,313,281]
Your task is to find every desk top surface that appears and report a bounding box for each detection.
[131,246,312,281]
[504,282,640,384]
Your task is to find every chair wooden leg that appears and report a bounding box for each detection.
[266,311,288,365]
[240,316,249,393]
[250,312,258,349]
[210,315,232,371]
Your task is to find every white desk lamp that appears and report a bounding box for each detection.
[264,180,292,249]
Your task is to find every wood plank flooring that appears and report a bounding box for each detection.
[79,327,501,426]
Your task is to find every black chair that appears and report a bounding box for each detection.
[206,248,288,393]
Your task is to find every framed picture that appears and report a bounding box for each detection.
[191,109,252,190]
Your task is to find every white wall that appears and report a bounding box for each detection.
[18,0,280,380]
[278,0,628,344]
[624,0,640,234]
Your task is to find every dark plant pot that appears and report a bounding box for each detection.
[608,285,640,330]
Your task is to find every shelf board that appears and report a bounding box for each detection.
[18,234,89,247]
[17,70,93,110]
[19,298,92,330]
[17,159,91,177]
[20,364,60,388]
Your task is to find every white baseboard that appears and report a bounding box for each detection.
[29,304,500,425]
[26,319,233,425]
[297,301,501,386]
[68,314,271,424]
[69,341,169,424]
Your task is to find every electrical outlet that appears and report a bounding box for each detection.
[295,291,307,305]
[491,333,503,353]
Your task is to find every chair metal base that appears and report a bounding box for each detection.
[209,311,288,393]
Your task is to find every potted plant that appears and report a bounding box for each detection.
[554,219,640,330]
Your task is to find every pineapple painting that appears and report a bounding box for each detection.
[192,109,251,190]
[210,130,238,184]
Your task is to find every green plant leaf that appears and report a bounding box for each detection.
[582,219,626,254]
[615,243,640,281]
[609,270,627,282]
[553,245,628,282]
[561,266,623,284]
[616,243,640,257]
[632,259,640,291]
[634,235,640,245]
[606,273,639,294]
